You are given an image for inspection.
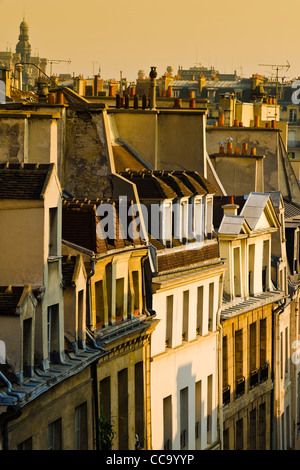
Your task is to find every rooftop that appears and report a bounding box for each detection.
[0,162,54,199]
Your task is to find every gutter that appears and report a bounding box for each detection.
[271,297,287,450]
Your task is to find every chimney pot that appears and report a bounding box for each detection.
[242,143,248,155]
[251,147,256,156]
[219,114,225,126]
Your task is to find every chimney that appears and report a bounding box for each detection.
[219,114,225,126]
[15,64,23,90]
[222,197,239,216]
[149,66,157,109]
[0,67,12,99]
[242,143,248,155]
[173,98,182,108]
[254,115,260,127]
[250,147,256,156]
[36,76,49,103]
[167,86,173,97]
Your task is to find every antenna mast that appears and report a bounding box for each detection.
[258,60,290,120]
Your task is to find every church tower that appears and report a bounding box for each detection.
[15,19,31,63]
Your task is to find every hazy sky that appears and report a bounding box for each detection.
[0,0,298,82]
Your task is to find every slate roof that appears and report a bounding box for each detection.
[62,198,146,254]
[118,170,216,201]
[156,239,220,273]
[0,286,24,316]
[240,193,270,230]
[213,195,247,228]
[112,143,149,172]
[62,255,77,287]
[219,215,247,235]
[0,162,54,199]
[284,200,300,221]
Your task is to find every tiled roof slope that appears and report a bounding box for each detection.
[62,255,77,287]
[0,162,54,199]
[284,200,300,221]
[118,170,216,201]
[0,286,24,315]
[157,239,220,273]
[112,143,148,172]
[62,198,146,254]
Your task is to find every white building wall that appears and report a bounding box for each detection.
[150,274,221,450]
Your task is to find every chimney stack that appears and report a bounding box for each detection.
[222,198,239,216]
[149,66,157,109]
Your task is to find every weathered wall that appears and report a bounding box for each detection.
[110,109,207,175]
[62,108,113,199]
[207,128,280,193]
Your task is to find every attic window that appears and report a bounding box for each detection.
[49,207,58,256]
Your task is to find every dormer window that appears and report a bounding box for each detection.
[205,196,213,239]
[49,207,58,256]
[161,201,173,247]
[194,196,204,242]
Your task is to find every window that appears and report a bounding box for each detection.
[233,247,241,297]
[135,362,144,448]
[49,207,58,256]
[78,290,84,342]
[182,290,189,341]
[235,329,244,396]
[248,244,255,295]
[23,317,32,377]
[289,108,297,122]
[260,319,267,368]
[180,387,189,450]
[236,418,243,450]
[115,278,124,321]
[207,375,213,445]
[118,368,128,450]
[208,283,214,331]
[262,240,270,291]
[48,418,62,450]
[95,280,105,327]
[259,403,266,450]
[163,396,172,450]
[17,437,32,450]
[75,402,88,450]
[47,304,59,363]
[196,286,204,335]
[285,327,289,377]
[250,409,256,450]
[166,295,173,347]
[195,381,202,449]
[132,271,140,315]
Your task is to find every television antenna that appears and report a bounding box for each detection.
[258,60,290,120]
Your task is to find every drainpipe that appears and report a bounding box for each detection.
[271,298,287,450]
[2,405,22,450]
[92,360,100,450]
[216,271,225,450]
[86,255,96,329]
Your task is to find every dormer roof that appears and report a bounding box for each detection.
[0,162,56,200]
